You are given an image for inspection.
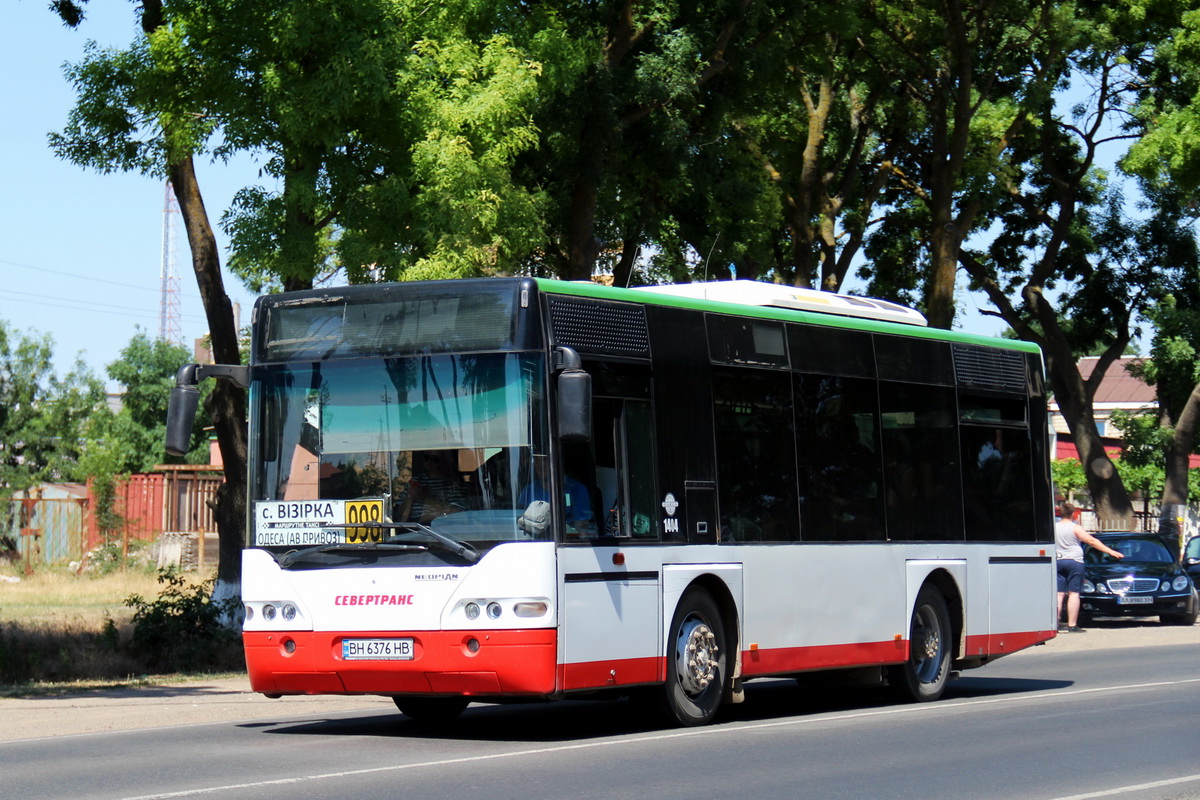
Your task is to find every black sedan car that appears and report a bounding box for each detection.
[1080,532,1198,626]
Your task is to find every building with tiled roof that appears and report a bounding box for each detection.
[1049,355,1187,463]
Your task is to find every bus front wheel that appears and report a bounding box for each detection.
[889,585,952,702]
[393,696,469,723]
[661,588,727,726]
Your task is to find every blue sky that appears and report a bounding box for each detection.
[3,1,1018,394]
[2,1,259,391]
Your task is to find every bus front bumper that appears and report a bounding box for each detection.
[244,629,557,697]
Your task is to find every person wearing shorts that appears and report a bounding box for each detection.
[1055,502,1123,632]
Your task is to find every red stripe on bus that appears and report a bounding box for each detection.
[963,630,1056,657]
[244,629,557,696]
[739,638,910,676]
[558,657,664,691]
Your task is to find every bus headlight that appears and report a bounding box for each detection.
[282,603,298,622]
[263,604,277,621]
[486,602,503,620]
[464,602,480,620]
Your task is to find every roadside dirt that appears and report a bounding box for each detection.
[1,619,1194,743]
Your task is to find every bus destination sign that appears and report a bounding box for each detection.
[254,499,385,546]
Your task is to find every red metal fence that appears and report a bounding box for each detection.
[4,468,223,568]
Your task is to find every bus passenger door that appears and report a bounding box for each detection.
[559,396,662,692]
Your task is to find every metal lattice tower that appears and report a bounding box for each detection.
[159,181,183,346]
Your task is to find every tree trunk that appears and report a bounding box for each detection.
[169,157,249,591]
[1162,381,1200,506]
[138,0,247,593]
[925,220,959,329]
[279,142,320,292]
[1044,346,1134,526]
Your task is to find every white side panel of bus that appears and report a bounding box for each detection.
[559,548,661,671]
[988,558,1056,634]
[737,547,910,648]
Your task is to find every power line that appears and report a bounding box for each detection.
[0,256,205,300]
[0,287,207,323]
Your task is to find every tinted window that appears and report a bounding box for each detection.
[264,286,517,362]
[788,325,875,378]
[1086,536,1173,564]
[879,382,964,541]
[876,336,954,385]
[708,316,789,368]
[1186,537,1200,561]
[794,374,884,541]
[714,369,799,541]
[960,394,1028,426]
[960,426,1035,541]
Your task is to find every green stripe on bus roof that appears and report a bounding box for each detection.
[533,279,1040,354]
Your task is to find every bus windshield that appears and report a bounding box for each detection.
[251,352,548,553]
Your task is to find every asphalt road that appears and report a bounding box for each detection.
[2,620,1197,800]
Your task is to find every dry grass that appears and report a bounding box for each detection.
[0,562,241,689]
[0,565,166,628]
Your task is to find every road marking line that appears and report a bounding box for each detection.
[1048,772,1200,800]
[94,676,1200,800]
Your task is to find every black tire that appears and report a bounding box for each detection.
[393,696,469,722]
[660,587,727,727]
[889,585,952,702]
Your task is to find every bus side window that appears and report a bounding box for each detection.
[592,398,657,540]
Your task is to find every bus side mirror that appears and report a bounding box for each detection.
[554,346,591,443]
[165,364,201,457]
[558,370,592,442]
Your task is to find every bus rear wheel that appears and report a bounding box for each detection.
[393,696,469,723]
[661,588,726,727]
[889,585,952,702]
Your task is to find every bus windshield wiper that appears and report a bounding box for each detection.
[277,542,428,568]
[362,521,481,564]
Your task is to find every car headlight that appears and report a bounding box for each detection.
[1162,580,1172,591]
[1173,576,1190,592]
[1082,579,1095,594]
[1095,581,1111,594]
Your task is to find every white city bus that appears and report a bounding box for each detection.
[168,277,1056,726]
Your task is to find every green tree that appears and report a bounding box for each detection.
[1050,456,1088,502]
[51,0,544,589]
[515,0,794,282]
[0,321,104,496]
[951,3,1181,524]
[1120,2,1200,509]
[53,0,248,591]
[1127,287,1200,508]
[856,0,1076,327]
[84,332,211,476]
[201,0,546,289]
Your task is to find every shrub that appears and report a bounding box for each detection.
[124,570,243,674]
